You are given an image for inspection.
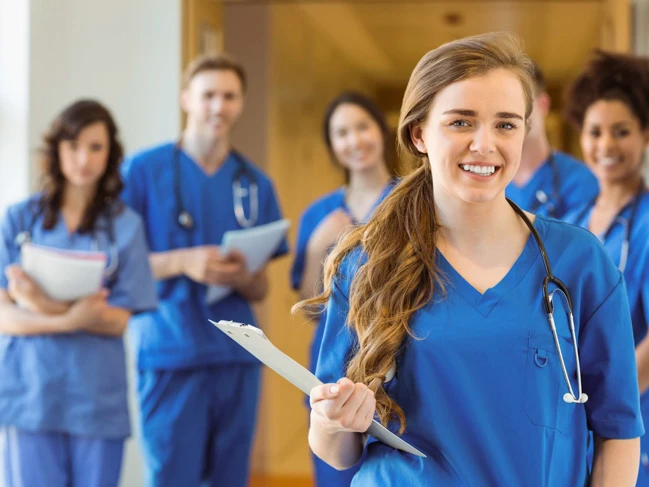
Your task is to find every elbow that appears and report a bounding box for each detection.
[103,309,131,337]
[249,288,268,302]
[112,320,128,336]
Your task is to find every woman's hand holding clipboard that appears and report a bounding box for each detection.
[210,319,426,458]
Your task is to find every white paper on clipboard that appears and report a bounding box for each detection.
[209,319,426,458]
[206,219,290,305]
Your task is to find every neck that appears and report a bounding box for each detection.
[182,128,230,173]
[62,184,95,217]
[596,175,645,211]
[513,135,551,186]
[435,192,522,250]
[347,163,391,194]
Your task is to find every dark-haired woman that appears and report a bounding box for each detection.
[564,51,649,484]
[0,100,157,487]
[291,92,395,486]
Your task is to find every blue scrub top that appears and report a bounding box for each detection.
[567,190,649,442]
[0,196,158,439]
[316,216,643,486]
[506,151,598,220]
[121,142,289,370]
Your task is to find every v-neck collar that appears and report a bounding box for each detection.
[436,217,546,317]
[577,188,647,243]
[179,148,234,180]
[339,178,396,224]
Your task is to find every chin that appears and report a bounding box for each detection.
[455,188,502,206]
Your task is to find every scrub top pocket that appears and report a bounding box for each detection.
[523,332,576,432]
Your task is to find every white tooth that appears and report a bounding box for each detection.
[469,165,476,172]
[599,157,619,167]
[480,166,487,174]
[463,164,471,171]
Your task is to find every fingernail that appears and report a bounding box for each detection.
[330,385,339,394]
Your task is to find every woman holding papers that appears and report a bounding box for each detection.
[0,100,157,487]
[563,51,649,484]
[121,54,288,487]
[296,33,642,486]
[291,92,396,486]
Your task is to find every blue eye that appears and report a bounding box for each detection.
[450,120,469,127]
[498,122,517,130]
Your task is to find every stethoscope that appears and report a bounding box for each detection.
[573,188,644,273]
[508,198,588,404]
[173,141,259,231]
[530,152,560,218]
[14,207,119,286]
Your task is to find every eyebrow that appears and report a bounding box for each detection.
[442,109,524,121]
[587,121,633,128]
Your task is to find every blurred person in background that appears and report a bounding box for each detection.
[0,99,157,487]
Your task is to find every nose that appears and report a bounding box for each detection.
[597,132,617,156]
[469,126,495,156]
[75,148,90,166]
[211,95,225,114]
[346,130,362,149]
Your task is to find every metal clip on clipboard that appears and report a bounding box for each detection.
[210,319,426,458]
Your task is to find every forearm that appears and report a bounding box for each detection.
[30,295,71,316]
[591,436,640,487]
[0,303,72,336]
[234,271,268,302]
[299,248,326,302]
[150,249,186,280]
[636,334,649,394]
[308,418,366,471]
[83,307,131,337]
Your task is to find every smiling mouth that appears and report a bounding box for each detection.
[459,164,501,177]
[598,157,622,167]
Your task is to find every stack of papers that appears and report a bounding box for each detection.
[20,242,107,301]
[206,219,290,304]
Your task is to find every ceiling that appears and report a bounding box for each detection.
[294,1,605,89]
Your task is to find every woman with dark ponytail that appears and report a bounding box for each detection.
[291,92,396,486]
[564,51,649,484]
[294,32,643,486]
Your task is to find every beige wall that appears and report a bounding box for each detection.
[224,4,379,479]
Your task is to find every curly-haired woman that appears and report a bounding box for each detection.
[564,51,649,484]
[0,100,157,487]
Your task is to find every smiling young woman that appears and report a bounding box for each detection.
[294,32,642,487]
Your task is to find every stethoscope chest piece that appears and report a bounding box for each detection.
[178,210,194,231]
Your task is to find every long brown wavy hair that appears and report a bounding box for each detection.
[293,32,535,433]
[39,99,124,232]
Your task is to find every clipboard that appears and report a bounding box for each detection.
[21,242,107,301]
[210,319,426,458]
[206,219,290,305]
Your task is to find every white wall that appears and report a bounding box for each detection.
[0,1,183,485]
[0,0,31,211]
